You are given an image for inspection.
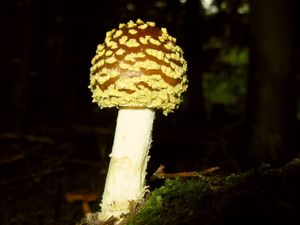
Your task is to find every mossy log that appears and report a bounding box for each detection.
[126,159,300,225]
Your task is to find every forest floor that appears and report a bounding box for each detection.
[0,119,229,225]
[1,122,299,225]
[0,124,109,225]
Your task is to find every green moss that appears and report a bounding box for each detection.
[126,174,245,225]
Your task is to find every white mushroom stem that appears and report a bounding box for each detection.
[99,108,155,220]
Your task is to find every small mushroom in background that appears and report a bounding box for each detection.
[65,191,98,215]
[89,19,188,223]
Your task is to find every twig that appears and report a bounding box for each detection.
[30,152,104,169]
[0,167,64,185]
[0,132,55,144]
[199,166,220,175]
[0,152,25,165]
[153,164,220,179]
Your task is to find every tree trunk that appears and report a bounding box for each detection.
[184,0,206,127]
[3,0,40,133]
[244,0,297,167]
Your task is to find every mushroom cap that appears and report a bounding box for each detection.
[65,191,98,203]
[89,19,188,115]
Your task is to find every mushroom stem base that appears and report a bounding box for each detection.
[98,108,155,221]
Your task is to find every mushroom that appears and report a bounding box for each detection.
[65,191,98,215]
[89,19,187,222]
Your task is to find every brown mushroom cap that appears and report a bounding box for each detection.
[65,191,98,203]
[89,19,188,115]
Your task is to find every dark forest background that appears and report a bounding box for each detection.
[0,0,299,224]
